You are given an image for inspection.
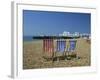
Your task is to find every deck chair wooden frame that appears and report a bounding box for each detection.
[43,39,55,62]
[65,40,77,59]
[54,39,66,61]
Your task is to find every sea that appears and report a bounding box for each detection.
[23,36,34,41]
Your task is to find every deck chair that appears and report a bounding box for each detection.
[55,39,66,61]
[43,39,54,61]
[66,40,77,59]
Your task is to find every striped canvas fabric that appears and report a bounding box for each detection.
[68,40,77,51]
[56,40,66,52]
[43,39,54,53]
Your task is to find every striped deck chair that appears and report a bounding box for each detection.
[43,39,54,61]
[55,39,66,61]
[66,40,77,59]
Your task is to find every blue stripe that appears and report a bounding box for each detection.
[57,40,66,52]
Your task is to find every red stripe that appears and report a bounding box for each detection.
[43,39,54,54]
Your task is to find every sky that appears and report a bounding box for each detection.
[23,10,91,36]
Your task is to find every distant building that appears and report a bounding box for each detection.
[74,32,80,37]
[62,31,70,36]
[81,33,90,39]
[58,31,90,39]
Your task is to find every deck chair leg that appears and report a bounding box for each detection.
[57,57,59,62]
[52,52,54,63]
[76,52,80,59]
[65,51,68,61]
[63,51,65,60]
[67,51,71,60]
[63,52,65,57]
